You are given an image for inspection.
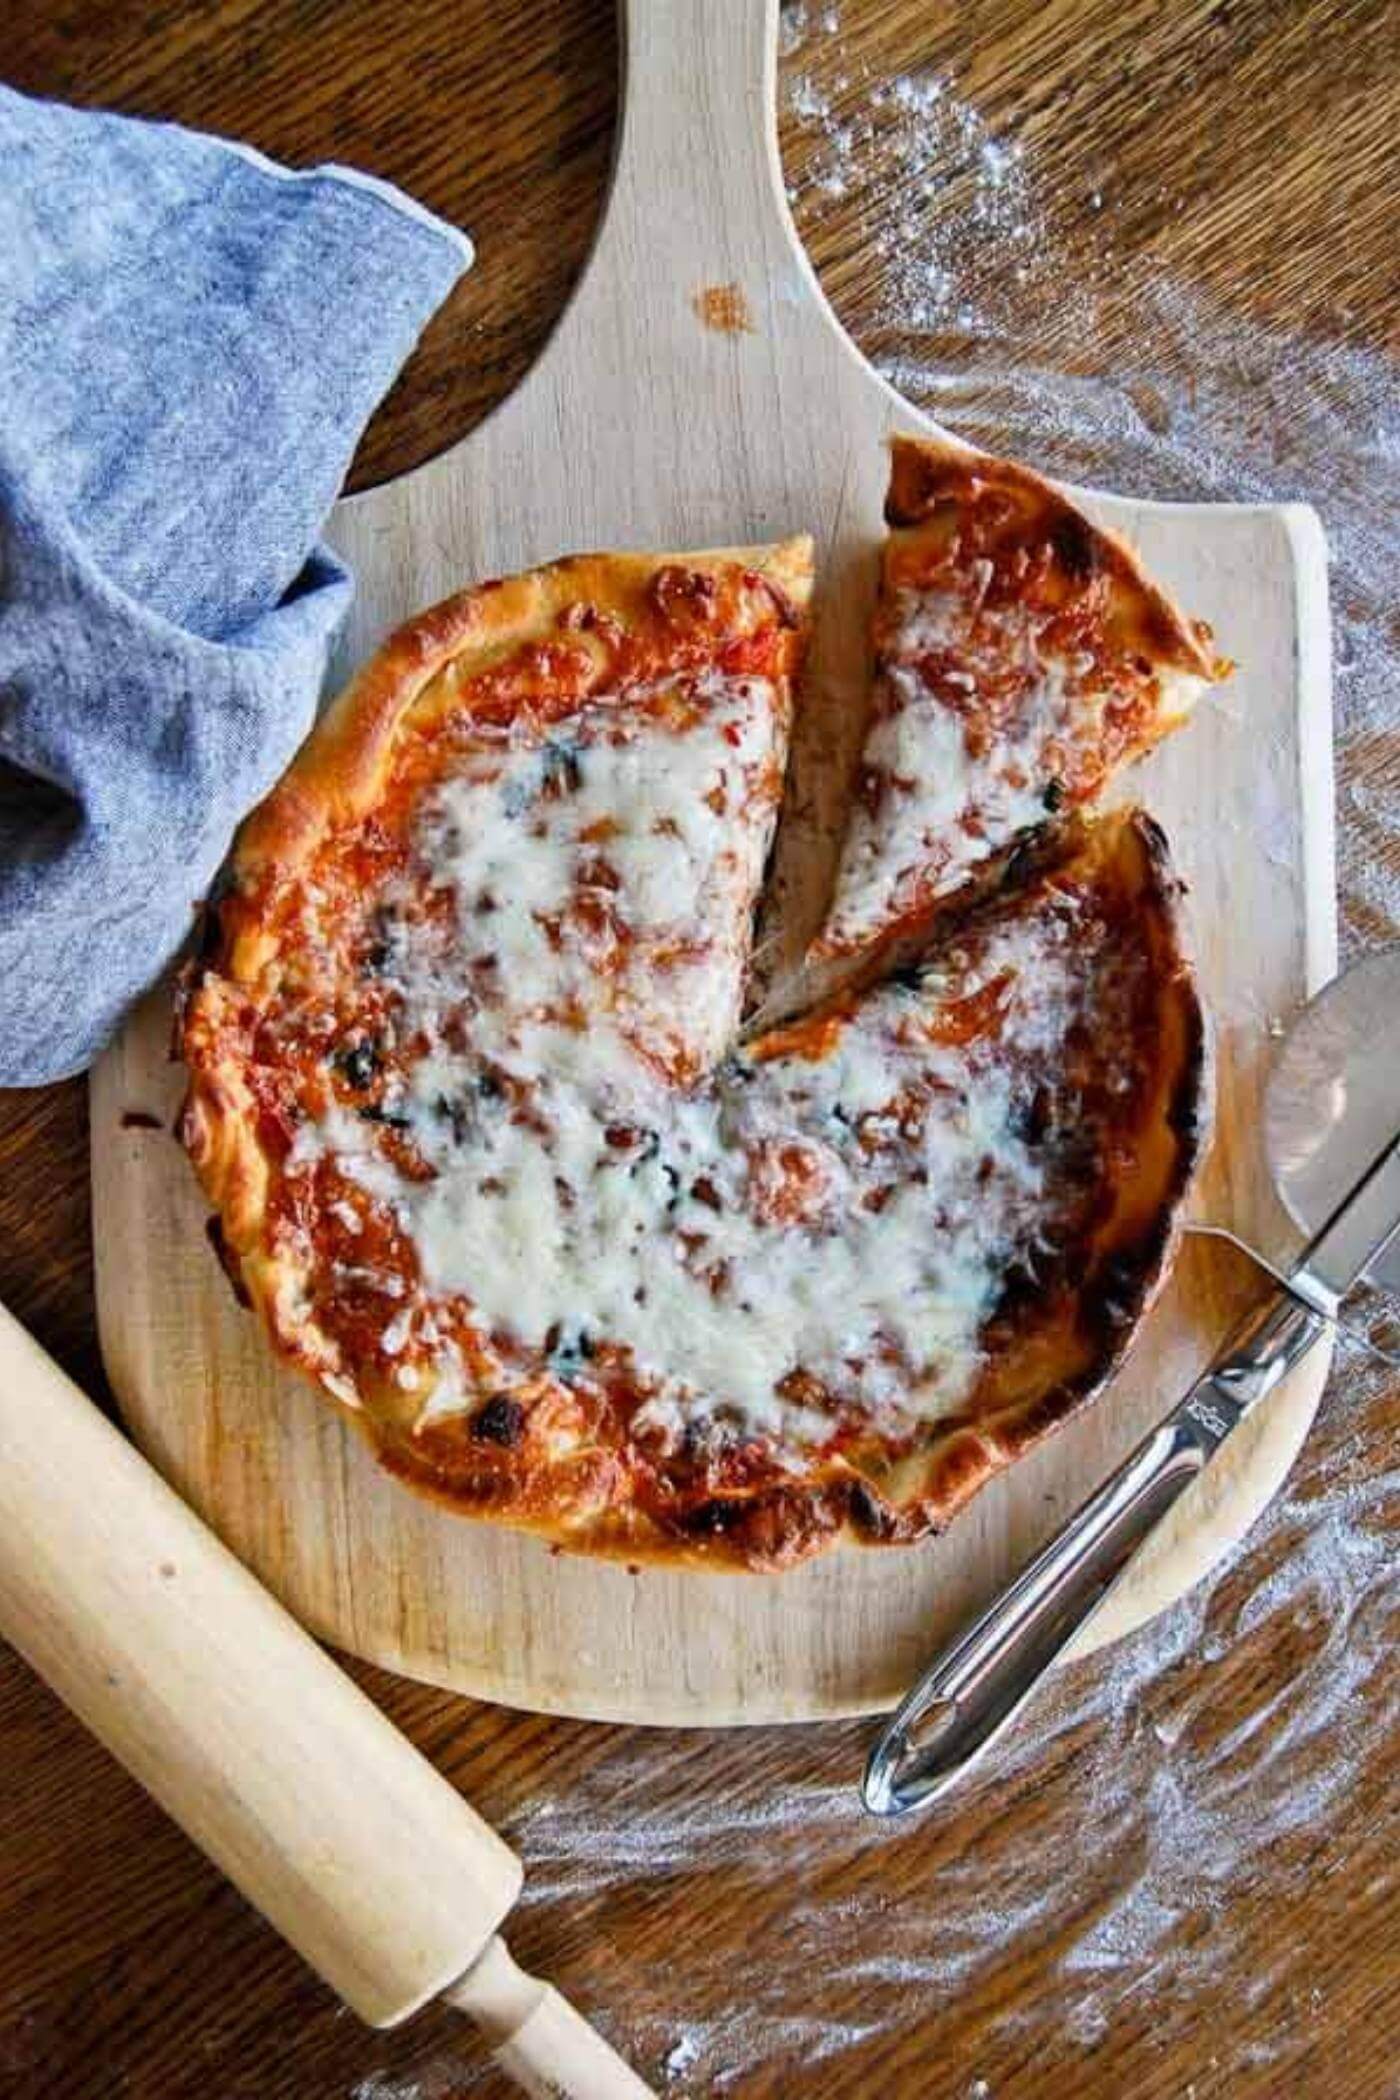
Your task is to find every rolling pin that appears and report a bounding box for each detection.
[0,1301,654,2098]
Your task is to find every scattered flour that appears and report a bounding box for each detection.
[663,2032,701,2081]
[787,70,1039,328]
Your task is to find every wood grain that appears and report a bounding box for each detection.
[2,1,1397,2095]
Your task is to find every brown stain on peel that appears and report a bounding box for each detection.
[693,282,754,335]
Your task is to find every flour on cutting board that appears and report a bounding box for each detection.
[339,11,1399,2097]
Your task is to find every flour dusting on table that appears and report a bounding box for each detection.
[346,10,1399,2095]
[784,13,1043,333]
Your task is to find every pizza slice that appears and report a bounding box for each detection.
[181,538,812,1411]
[812,434,1224,960]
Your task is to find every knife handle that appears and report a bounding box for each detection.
[863,1289,1328,1816]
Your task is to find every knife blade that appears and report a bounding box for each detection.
[1292,1129,1400,1304]
[1266,945,1400,1294]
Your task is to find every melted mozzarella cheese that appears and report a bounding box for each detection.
[333,1014,1038,1443]
[297,704,1076,1450]
[399,672,780,1078]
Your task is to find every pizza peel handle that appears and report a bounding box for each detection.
[0,1304,654,2095]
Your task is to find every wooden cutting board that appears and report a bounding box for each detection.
[91,0,1335,1723]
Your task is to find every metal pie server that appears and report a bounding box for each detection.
[864,947,1400,1818]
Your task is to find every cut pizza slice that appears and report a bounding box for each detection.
[812,433,1225,961]
[181,537,813,1401]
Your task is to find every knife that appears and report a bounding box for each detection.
[863,1124,1400,1816]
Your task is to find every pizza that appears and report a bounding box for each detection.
[813,434,1225,960]
[180,468,1213,1573]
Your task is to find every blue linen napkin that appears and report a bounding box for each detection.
[0,87,472,1084]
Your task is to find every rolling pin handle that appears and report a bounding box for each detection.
[446,1937,657,2099]
[0,1302,657,2097]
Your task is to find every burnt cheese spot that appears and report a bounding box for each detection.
[1013,1085,1054,1145]
[847,1478,898,1541]
[337,1040,381,1091]
[435,1093,476,1146]
[540,738,584,798]
[1048,511,1098,583]
[473,1395,526,1446]
[678,1495,749,1537]
[358,1102,411,1130]
[547,1325,596,1381]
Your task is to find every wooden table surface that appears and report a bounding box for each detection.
[3,3,1397,2095]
